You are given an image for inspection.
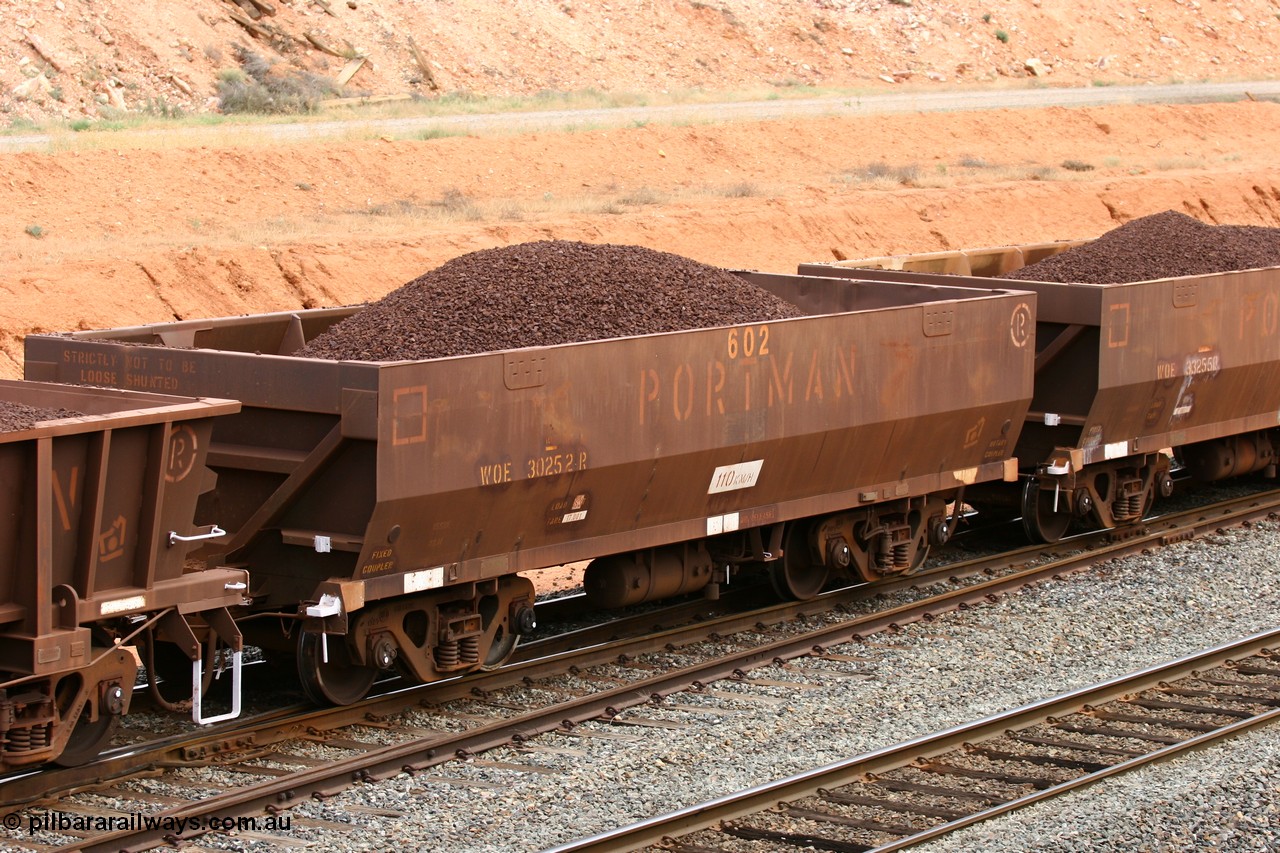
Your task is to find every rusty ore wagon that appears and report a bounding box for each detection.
[25,271,1034,705]
[0,380,246,770]
[802,244,1280,542]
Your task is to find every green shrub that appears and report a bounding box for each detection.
[6,117,39,133]
[217,47,336,115]
[849,162,921,184]
[722,182,758,198]
[142,98,184,119]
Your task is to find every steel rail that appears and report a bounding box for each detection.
[0,519,1030,810]
[542,628,1280,853]
[5,484,1274,845]
[53,488,1280,852]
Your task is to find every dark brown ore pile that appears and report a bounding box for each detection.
[298,240,804,361]
[1000,210,1280,284]
[0,401,81,432]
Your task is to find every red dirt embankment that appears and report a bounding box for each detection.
[4,99,1280,376]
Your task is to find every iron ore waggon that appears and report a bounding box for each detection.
[802,244,1280,542]
[25,271,1035,706]
[0,380,247,771]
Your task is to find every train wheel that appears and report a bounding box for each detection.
[477,592,520,671]
[147,641,198,707]
[297,631,377,706]
[769,524,829,600]
[53,706,117,767]
[480,625,518,671]
[1021,478,1072,544]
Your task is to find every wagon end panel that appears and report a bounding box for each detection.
[0,380,241,671]
[22,334,383,613]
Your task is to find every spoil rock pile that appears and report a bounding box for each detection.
[0,401,80,432]
[1000,210,1280,284]
[298,241,803,361]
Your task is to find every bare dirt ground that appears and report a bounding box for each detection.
[4,1,1280,121]
[5,97,1280,376]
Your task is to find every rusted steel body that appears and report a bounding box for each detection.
[25,271,1033,692]
[0,380,246,770]
[802,245,1280,539]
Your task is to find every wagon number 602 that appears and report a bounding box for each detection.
[727,325,770,359]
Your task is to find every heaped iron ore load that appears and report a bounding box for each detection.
[0,400,83,432]
[25,242,1034,705]
[998,210,1280,284]
[297,240,805,361]
[0,380,246,772]
[802,210,1280,543]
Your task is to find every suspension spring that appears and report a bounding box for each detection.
[435,640,460,668]
[8,726,33,752]
[893,541,912,569]
[1116,492,1144,520]
[459,636,480,665]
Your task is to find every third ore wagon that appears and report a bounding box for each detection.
[803,242,1280,541]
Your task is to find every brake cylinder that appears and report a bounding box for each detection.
[1181,432,1276,481]
[583,547,713,609]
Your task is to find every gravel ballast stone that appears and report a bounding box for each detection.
[234,519,1280,852]
[299,240,804,361]
[4,519,1277,851]
[999,209,1280,284]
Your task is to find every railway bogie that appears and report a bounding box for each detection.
[26,270,1034,704]
[803,243,1280,541]
[0,381,247,771]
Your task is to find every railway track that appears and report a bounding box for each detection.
[16,212,1280,853]
[548,628,1280,853]
[3,487,1278,851]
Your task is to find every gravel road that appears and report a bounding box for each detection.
[3,80,1280,153]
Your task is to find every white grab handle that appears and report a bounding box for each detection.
[168,525,227,547]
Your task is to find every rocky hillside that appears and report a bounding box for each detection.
[3,0,1280,123]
